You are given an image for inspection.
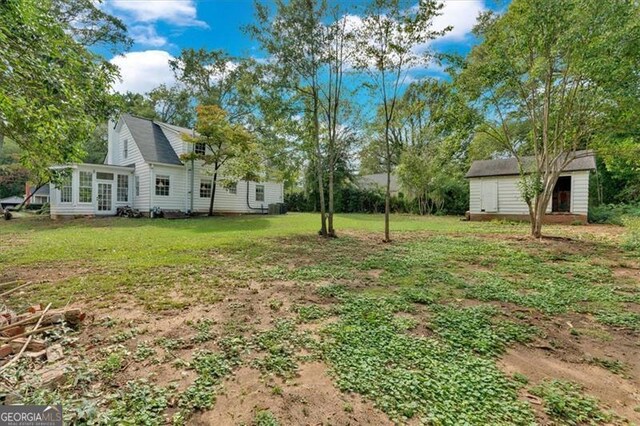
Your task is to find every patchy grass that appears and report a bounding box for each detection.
[530,380,617,425]
[1,213,637,424]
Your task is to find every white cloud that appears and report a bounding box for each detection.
[129,25,167,47]
[110,50,176,94]
[432,0,485,40]
[109,0,207,28]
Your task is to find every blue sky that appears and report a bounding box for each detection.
[104,0,505,94]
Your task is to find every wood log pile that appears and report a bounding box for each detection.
[0,280,86,377]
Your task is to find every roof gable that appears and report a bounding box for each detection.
[465,150,596,178]
[121,114,183,166]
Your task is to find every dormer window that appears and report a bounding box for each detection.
[195,143,206,155]
[123,139,129,159]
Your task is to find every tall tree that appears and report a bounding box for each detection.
[50,0,130,51]
[319,11,357,237]
[116,86,194,128]
[457,0,640,238]
[0,0,121,181]
[393,79,477,214]
[248,0,330,236]
[355,0,446,242]
[148,85,194,128]
[181,106,259,216]
[169,49,257,123]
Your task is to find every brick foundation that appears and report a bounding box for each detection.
[469,213,588,224]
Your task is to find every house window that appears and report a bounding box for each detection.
[117,175,129,202]
[227,182,237,195]
[123,139,129,159]
[155,175,170,196]
[60,175,72,203]
[135,175,140,197]
[200,179,212,198]
[96,172,114,180]
[79,171,93,203]
[195,143,206,155]
[255,184,265,202]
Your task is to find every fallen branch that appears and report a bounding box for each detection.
[0,303,51,371]
[0,281,36,299]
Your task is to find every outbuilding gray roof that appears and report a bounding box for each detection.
[0,196,24,205]
[465,150,596,178]
[358,173,400,193]
[121,114,183,166]
[29,184,49,196]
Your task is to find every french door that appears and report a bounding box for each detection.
[97,182,114,214]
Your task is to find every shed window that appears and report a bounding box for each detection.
[60,175,72,203]
[123,139,129,159]
[79,171,93,203]
[117,175,129,202]
[155,175,170,196]
[255,184,265,202]
[200,179,212,198]
[195,143,206,155]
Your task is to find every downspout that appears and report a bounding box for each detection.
[190,159,194,213]
[149,164,154,216]
[246,181,265,214]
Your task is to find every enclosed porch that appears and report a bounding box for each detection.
[50,164,135,218]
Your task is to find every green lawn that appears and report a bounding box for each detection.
[1,213,638,425]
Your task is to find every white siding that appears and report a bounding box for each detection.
[159,126,188,157]
[149,164,188,211]
[188,161,284,214]
[469,179,481,212]
[469,171,590,215]
[496,176,529,214]
[50,165,135,216]
[570,171,589,215]
[109,122,152,212]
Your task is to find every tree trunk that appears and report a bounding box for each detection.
[209,168,218,217]
[383,125,391,242]
[313,94,327,237]
[328,166,335,237]
[530,191,550,238]
[0,133,3,214]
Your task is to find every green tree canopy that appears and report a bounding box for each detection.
[181,105,261,216]
[0,0,123,184]
[457,0,640,237]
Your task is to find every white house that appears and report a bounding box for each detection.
[49,114,284,218]
[465,151,596,224]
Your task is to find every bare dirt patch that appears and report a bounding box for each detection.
[500,346,640,422]
[193,362,392,426]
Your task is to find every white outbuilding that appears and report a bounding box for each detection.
[465,151,596,224]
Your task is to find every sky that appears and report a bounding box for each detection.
[103,0,506,94]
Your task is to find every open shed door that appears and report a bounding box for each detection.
[481,179,498,213]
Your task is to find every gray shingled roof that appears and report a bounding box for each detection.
[121,114,183,166]
[358,173,400,193]
[465,150,596,178]
[29,184,49,196]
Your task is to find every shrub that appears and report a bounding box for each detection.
[588,203,640,225]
